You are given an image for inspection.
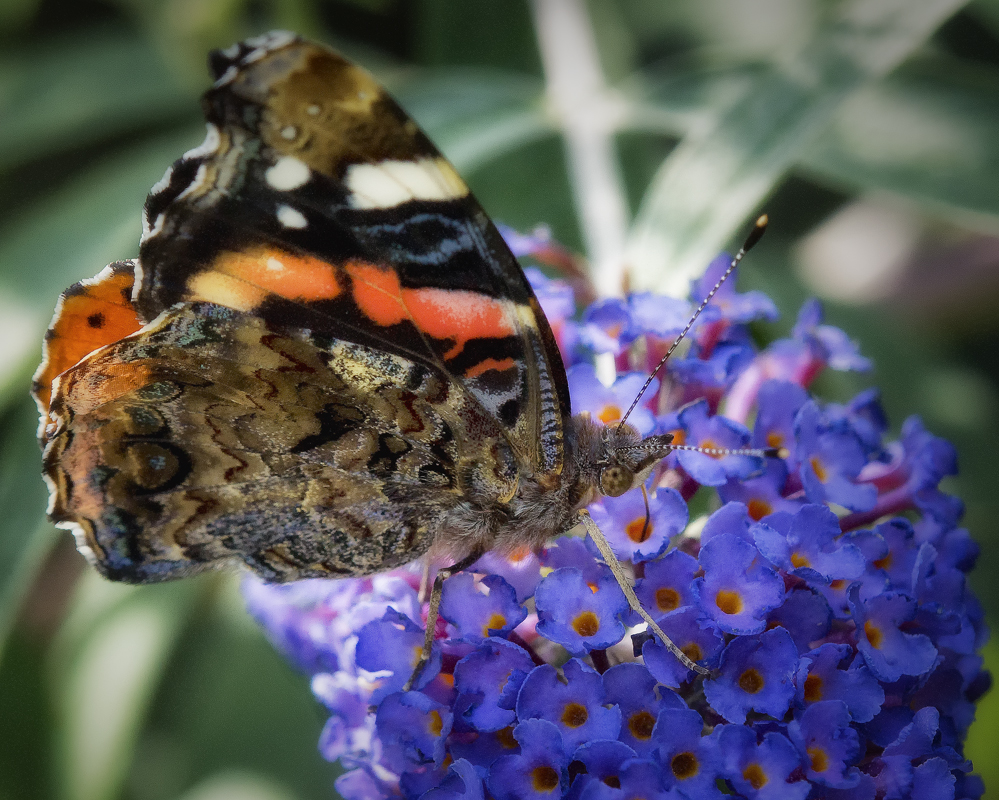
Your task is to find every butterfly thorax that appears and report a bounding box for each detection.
[433,415,674,562]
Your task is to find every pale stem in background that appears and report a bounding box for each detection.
[530,0,631,300]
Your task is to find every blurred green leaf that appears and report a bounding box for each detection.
[0,29,194,174]
[802,57,999,228]
[397,71,549,173]
[0,126,204,313]
[0,397,54,662]
[626,0,971,296]
[124,578,338,800]
[175,772,299,800]
[49,573,206,800]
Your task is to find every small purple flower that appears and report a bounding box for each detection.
[634,549,698,618]
[578,758,672,800]
[792,300,871,372]
[420,759,484,800]
[356,609,440,703]
[788,701,862,788]
[535,566,628,655]
[453,637,534,731]
[487,719,569,800]
[662,399,763,485]
[751,379,809,459]
[568,363,657,433]
[766,588,833,653]
[472,549,542,603]
[691,254,779,325]
[753,504,866,584]
[850,587,938,682]
[588,486,687,563]
[627,292,692,340]
[703,627,799,723]
[439,573,527,642]
[717,461,801,522]
[516,659,621,752]
[716,725,810,800]
[571,740,637,795]
[376,691,452,772]
[693,533,785,634]
[795,401,878,512]
[603,662,686,757]
[799,643,884,723]
[578,298,633,355]
[642,607,724,687]
[652,705,723,797]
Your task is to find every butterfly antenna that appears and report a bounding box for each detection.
[617,215,769,430]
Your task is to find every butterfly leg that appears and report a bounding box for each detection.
[578,510,710,676]
[404,548,485,692]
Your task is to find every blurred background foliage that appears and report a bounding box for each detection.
[1,0,998,798]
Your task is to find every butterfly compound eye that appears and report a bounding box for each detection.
[599,465,633,497]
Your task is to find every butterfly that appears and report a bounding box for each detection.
[33,31,768,678]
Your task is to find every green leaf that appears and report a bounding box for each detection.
[0,29,193,174]
[176,772,300,800]
[49,573,207,800]
[123,578,339,799]
[625,0,971,295]
[802,56,999,227]
[0,126,205,313]
[396,71,550,172]
[0,397,55,661]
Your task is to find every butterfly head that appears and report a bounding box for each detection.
[597,427,675,497]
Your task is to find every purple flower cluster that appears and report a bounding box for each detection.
[243,249,988,800]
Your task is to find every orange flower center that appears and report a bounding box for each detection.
[743,762,768,789]
[671,751,699,780]
[656,587,681,612]
[628,710,656,740]
[626,517,654,543]
[531,766,560,793]
[561,702,589,728]
[738,668,764,694]
[808,746,829,773]
[572,611,600,637]
[810,455,828,482]
[483,613,507,636]
[864,620,883,649]
[599,404,622,424]
[715,589,743,615]
[804,673,823,702]
[747,498,772,520]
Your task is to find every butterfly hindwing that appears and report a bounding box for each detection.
[43,302,521,582]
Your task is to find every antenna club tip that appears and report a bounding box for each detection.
[763,446,789,459]
[743,214,769,252]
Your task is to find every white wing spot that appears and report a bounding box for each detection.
[346,157,468,209]
[281,125,298,140]
[182,123,221,161]
[307,104,321,116]
[276,204,308,229]
[149,165,174,196]
[265,156,310,191]
[266,257,286,272]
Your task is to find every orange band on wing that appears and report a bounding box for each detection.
[462,357,516,379]
[210,246,342,303]
[346,261,408,326]
[401,287,517,359]
[345,262,519,359]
